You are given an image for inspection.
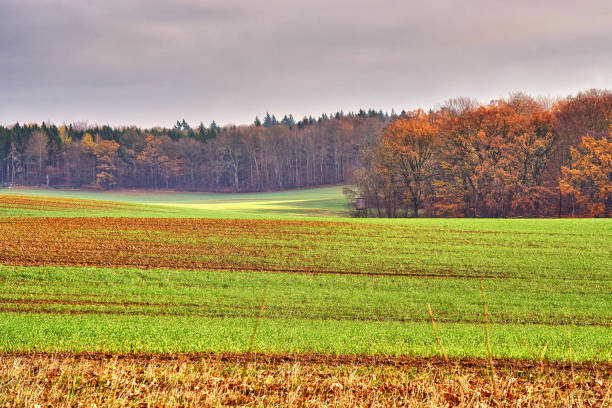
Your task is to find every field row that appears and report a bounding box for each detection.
[0,265,610,361]
[1,217,610,279]
[0,312,609,361]
[0,196,134,211]
[0,266,609,326]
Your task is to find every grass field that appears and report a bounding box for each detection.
[0,186,347,218]
[0,187,610,405]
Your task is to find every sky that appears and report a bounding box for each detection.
[1,0,611,128]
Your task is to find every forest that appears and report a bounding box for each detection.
[0,111,385,193]
[348,90,612,218]
[1,89,611,217]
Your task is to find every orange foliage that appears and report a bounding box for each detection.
[434,104,557,217]
[355,101,569,218]
[560,129,612,217]
[376,113,438,216]
[93,139,120,189]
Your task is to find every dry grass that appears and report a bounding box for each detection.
[0,353,608,407]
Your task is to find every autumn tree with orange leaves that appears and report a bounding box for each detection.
[93,139,120,189]
[432,102,558,217]
[354,96,567,218]
[375,113,438,217]
[560,130,612,217]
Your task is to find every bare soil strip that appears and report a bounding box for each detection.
[5,351,609,373]
[0,196,136,211]
[0,296,202,308]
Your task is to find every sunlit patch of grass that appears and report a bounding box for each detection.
[0,185,349,218]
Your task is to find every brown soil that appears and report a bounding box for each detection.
[0,216,506,278]
[5,351,610,374]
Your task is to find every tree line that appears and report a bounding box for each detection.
[1,90,610,217]
[0,110,388,192]
[346,90,612,218]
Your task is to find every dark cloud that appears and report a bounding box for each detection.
[1,0,611,127]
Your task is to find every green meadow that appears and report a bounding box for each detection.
[0,186,347,218]
[0,186,610,361]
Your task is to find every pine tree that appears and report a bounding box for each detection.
[281,114,295,128]
[197,122,207,140]
[209,121,220,136]
[263,112,273,128]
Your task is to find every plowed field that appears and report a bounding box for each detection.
[1,216,609,280]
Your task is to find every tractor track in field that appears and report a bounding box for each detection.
[1,261,604,282]
[1,351,610,374]
[0,260,512,279]
[0,296,203,309]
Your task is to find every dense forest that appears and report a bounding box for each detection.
[1,89,611,217]
[346,90,612,218]
[0,111,386,193]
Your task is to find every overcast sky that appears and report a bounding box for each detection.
[1,0,611,128]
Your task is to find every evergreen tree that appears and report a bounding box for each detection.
[281,114,295,128]
[209,121,220,136]
[197,122,207,140]
[263,112,274,128]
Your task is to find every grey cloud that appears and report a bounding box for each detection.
[1,0,611,127]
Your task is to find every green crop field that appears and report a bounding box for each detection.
[0,186,610,362]
[0,265,609,361]
[0,186,347,218]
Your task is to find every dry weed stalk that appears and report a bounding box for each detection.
[568,326,575,382]
[249,282,270,355]
[427,302,449,365]
[480,280,496,385]
[539,341,549,375]
[243,282,270,380]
